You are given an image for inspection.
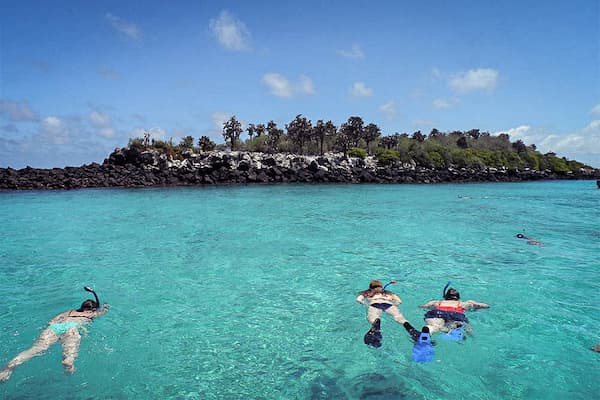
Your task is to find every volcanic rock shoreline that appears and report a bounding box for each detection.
[1,147,599,190]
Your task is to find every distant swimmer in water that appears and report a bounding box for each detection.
[0,287,109,382]
[418,284,489,340]
[356,280,423,347]
[592,344,600,352]
[515,233,542,245]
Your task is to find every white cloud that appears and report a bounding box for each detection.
[337,43,364,59]
[496,122,600,167]
[262,73,315,98]
[350,82,373,97]
[99,128,116,138]
[41,116,69,145]
[378,101,397,119]
[209,10,251,51]
[0,100,39,121]
[449,68,498,93]
[262,73,293,97]
[432,98,460,109]
[590,104,600,115]
[105,13,142,40]
[89,111,111,127]
[43,116,63,132]
[297,75,315,95]
[211,112,232,131]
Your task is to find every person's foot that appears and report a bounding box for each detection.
[62,361,76,374]
[0,367,13,383]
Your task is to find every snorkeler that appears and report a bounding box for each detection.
[515,233,541,245]
[356,280,422,347]
[0,287,109,382]
[419,284,488,338]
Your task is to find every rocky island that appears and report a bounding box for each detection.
[1,116,599,190]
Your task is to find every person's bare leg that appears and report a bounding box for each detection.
[0,329,58,382]
[60,329,81,374]
[424,318,446,334]
[385,306,408,324]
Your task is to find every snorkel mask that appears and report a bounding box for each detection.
[79,286,100,311]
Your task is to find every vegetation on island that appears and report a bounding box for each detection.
[128,115,591,173]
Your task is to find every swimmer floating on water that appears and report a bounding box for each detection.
[419,284,488,340]
[356,280,422,347]
[515,233,541,246]
[0,287,109,382]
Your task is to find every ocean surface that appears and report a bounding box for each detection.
[0,181,598,400]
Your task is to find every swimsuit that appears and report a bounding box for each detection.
[424,306,469,323]
[49,322,79,335]
[370,303,393,311]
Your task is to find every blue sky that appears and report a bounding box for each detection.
[1,0,599,168]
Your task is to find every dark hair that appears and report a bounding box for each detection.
[516,233,525,238]
[444,288,460,300]
[78,299,98,312]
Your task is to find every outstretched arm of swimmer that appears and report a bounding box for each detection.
[356,295,366,305]
[462,300,489,309]
[92,303,110,317]
[391,294,401,305]
[419,300,440,309]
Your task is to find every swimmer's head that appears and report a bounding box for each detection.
[78,299,97,312]
[369,280,383,290]
[444,288,460,300]
[516,233,525,238]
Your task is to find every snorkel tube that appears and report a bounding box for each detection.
[84,286,100,309]
[383,280,397,290]
[442,281,451,299]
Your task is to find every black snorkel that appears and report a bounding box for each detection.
[83,286,100,310]
[442,281,451,299]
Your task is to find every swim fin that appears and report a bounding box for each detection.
[412,327,435,363]
[364,318,382,348]
[440,327,464,341]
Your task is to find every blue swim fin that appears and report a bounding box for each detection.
[412,327,435,363]
[364,319,382,348]
[440,327,464,341]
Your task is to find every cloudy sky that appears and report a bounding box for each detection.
[1,0,599,168]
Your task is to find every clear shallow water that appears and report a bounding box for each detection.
[0,181,598,399]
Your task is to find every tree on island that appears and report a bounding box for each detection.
[222,116,243,151]
[198,136,216,152]
[125,113,592,174]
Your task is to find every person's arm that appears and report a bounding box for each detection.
[462,300,489,309]
[419,300,439,309]
[356,294,366,305]
[92,303,110,317]
[391,294,401,305]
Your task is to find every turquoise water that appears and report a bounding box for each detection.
[0,181,598,399]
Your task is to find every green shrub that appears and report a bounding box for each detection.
[545,155,569,173]
[348,147,367,159]
[375,148,401,164]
